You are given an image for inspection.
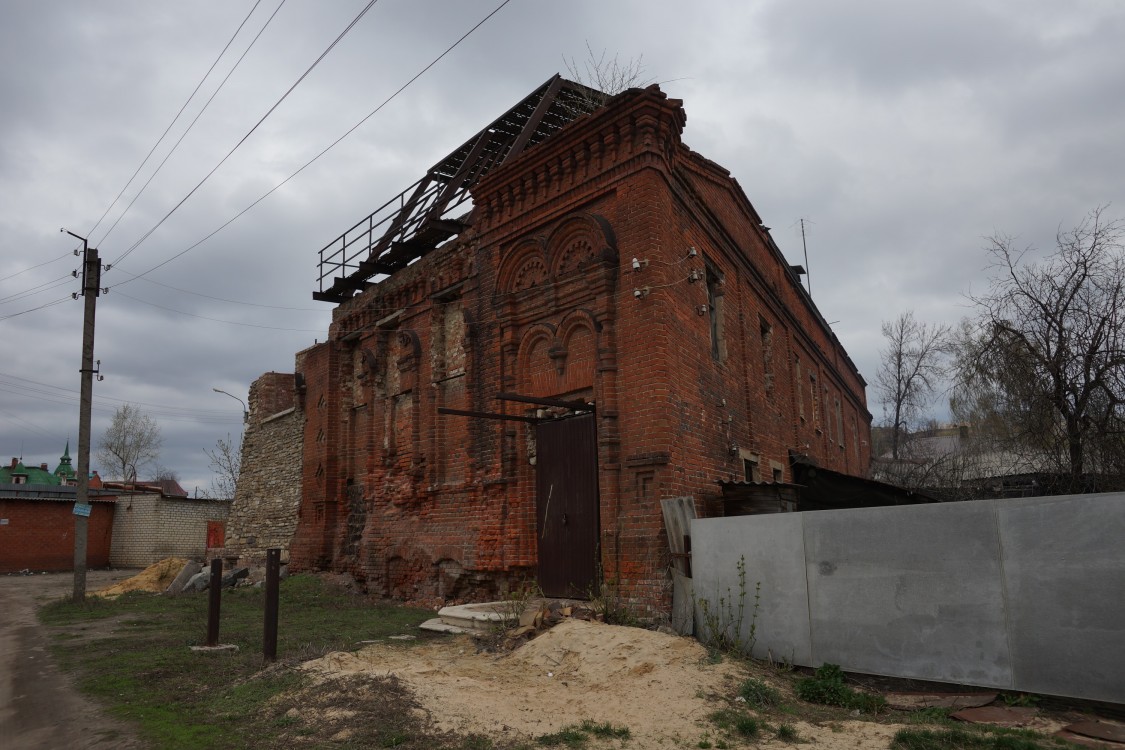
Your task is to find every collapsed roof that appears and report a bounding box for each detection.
[314,75,605,302]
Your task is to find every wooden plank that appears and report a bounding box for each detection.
[437,407,539,423]
[661,496,697,576]
[671,568,694,636]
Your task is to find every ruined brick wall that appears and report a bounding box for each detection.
[222,372,303,568]
[289,84,872,614]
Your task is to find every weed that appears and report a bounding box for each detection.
[777,723,799,742]
[1001,693,1041,708]
[495,582,541,625]
[698,740,713,749]
[795,663,886,714]
[537,726,589,746]
[537,720,630,747]
[579,719,630,739]
[739,677,782,709]
[734,715,760,738]
[697,556,761,656]
[588,570,642,627]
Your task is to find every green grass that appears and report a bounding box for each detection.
[739,677,782,708]
[776,723,799,742]
[891,728,1069,750]
[536,720,630,746]
[38,574,523,749]
[795,663,887,714]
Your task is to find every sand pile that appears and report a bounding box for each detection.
[93,558,188,598]
[303,618,919,747]
[306,618,747,745]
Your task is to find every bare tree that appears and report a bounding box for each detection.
[151,466,180,483]
[201,433,241,500]
[563,42,651,113]
[97,404,162,483]
[875,311,950,459]
[958,207,1125,492]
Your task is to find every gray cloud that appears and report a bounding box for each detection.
[2,0,1124,489]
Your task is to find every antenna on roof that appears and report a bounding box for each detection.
[800,217,812,297]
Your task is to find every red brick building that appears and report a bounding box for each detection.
[288,79,872,611]
[0,485,116,573]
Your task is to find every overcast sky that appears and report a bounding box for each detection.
[2,0,1124,494]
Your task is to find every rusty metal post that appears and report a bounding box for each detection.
[205,558,223,646]
[263,548,280,662]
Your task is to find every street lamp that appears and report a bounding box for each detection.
[213,388,248,423]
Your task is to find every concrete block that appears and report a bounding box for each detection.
[184,571,209,592]
[691,514,813,664]
[802,503,1011,688]
[999,492,1125,703]
[164,560,202,595]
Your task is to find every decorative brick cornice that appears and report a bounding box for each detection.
[473,85,686,233]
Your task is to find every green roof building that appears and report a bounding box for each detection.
[2,443,78,486]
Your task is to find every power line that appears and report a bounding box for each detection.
[95,0,287,250]
[111,290,326,332]
[0,379,241,423]
[109,0,381,269]
[110,0,515,289]
[112,267,323,310]
[87,0,270,244]
[0,409,64,442]
[0,296,71,322]
[0,275,73,305]
[0,252,71,284]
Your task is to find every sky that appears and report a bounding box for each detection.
[2,0,1124,495]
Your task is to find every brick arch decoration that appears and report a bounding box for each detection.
[556,309,600,393]
[497,238,549,294]
[517,323,559,399]
[545,212,618,279]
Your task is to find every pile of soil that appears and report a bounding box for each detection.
[93,558,187,598]
[303,618,910,747]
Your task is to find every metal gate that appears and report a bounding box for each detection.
[535,413,599,598]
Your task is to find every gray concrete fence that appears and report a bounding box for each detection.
[690,493,1125,703]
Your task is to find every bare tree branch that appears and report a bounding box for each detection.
[875,311,951,459]
[96,404,162,483]
[957,206,1125,491]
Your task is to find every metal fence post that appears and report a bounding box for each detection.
[263,548,280,661]
[205,558,223,646]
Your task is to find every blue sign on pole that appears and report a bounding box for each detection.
[72,503,92,518]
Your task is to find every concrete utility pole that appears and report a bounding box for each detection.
[66,229,102,602]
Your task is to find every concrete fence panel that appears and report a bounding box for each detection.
[691,493,1125,703]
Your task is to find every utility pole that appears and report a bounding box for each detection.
[66,229,102,602]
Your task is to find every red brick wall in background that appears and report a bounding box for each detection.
[0,500,115,573]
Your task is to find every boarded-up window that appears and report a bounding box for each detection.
[759,316,774,395]
[438,376,467,483]
[794,355,804,419]
[706,262,726,362]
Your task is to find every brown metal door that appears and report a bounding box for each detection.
[535,413,599,598]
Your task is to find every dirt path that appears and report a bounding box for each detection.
[0,569,147,750]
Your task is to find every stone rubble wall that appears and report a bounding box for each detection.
[220,372,304,568]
